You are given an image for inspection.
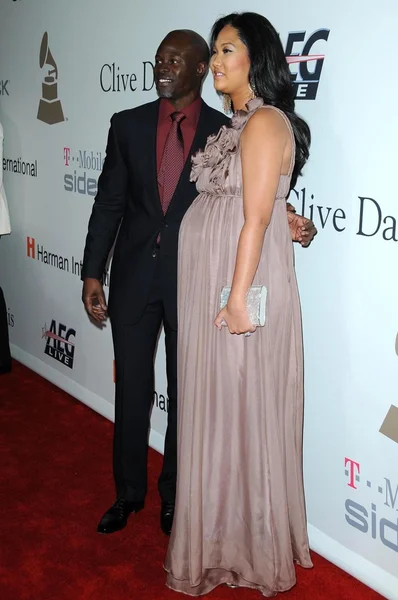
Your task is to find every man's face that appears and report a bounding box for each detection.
[154,34,205,101]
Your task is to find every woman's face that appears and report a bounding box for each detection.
[210,25,251,97]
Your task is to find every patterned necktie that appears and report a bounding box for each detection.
[158,111,186,214]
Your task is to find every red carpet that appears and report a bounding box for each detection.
[0,361,384,600]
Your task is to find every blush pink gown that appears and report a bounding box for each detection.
[165,98,312,596]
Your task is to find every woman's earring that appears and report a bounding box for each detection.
[248,78,257,99]
[222,94,232,114]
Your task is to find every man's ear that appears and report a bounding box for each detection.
[197,62,208,76]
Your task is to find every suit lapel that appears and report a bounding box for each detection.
[141,99,163,215]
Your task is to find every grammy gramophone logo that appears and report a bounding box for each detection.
[37,32,65,125]
[378,333,398,444]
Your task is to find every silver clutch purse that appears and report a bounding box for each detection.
[219,285,267,327]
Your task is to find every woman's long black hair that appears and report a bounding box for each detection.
[210,12,310,189]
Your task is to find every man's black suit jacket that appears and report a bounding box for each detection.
[82,99,229,329]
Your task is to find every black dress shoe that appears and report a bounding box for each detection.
[97,498,144,534]
[160,501,175,536]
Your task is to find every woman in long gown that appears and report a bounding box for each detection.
[165,12,313,596]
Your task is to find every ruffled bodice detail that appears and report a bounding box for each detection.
[190,98,291,199]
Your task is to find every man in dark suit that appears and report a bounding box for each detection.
[82,29,316,537]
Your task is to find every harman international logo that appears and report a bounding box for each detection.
[25,235,110,286]
[37,32,65,125]
[3,157,38,177]
[285,29,330,100]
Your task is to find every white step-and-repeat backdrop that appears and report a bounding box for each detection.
[0,1,397,597]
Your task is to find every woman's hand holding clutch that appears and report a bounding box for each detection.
[214,303,256,336]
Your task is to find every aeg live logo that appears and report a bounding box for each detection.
[285,29,330,100]
[42,320,76,369]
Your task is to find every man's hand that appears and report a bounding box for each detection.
[287,203,317,247]
[82,278,107,322]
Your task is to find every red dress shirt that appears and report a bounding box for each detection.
[156,96,202,202]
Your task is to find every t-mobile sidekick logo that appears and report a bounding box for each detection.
[63,146,104,197]
[344,458,398,554]
[285,29,330,100]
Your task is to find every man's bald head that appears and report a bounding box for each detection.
[159,30,210,64]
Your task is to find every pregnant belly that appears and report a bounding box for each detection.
[182,193,242,243]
